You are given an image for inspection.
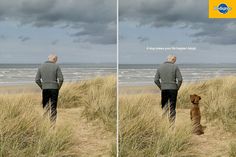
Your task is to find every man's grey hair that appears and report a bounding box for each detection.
[167,55,176,62]
[48,54,58,63]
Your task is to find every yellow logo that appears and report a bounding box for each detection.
[209,0,236,18]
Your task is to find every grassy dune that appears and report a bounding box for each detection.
[0,75,116,157]
[119,76,236,157]
[0,95,73,157]
[59,75,117,132]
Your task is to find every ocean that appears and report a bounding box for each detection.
[2,63,235,86]
[119,64,236,86]
[0,63,116,85]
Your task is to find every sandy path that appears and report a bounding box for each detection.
[176,109,233,157]
[57,108,114,157]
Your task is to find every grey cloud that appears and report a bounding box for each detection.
[60,24,70,29]
[18,36,30,42]
[190,22,236,45]
[73,32,116,45]
[120,0,236,45]
[120,0,209,25]
[0,0,116,45]
[72,22,116,44]
[20,0,56,14]
[137,36,149,42]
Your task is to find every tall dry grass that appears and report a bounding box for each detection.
[59,75,117,132]
[0,75,116,156]
[229,142,236,157]
[0,95,73,157]
[119,94,191,157]
[59,75,117,156]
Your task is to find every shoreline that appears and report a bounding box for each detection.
[0,75,117,94]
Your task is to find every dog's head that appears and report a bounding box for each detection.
[190,94,201,104]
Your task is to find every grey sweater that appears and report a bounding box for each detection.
[154,62,182,90]
[35,61,64,89]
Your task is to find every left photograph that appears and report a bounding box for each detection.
[0,0,116,156]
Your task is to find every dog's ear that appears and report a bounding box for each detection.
[190,95,195,102]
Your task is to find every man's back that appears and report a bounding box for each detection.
[35,61,63,89]
[154,62,182,90]
[40,62,60,82]
[159,62,178,84]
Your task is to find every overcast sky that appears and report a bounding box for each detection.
[0,0,116,63]
[119,0,236,64]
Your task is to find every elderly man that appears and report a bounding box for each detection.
[35,54,64,124]
[154,55,182,125]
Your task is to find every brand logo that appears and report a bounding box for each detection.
[214,3,232,14]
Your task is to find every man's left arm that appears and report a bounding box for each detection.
[57,66,64,89]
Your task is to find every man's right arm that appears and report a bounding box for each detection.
[154,69,161,89]
[35,68,42,89]
[176,66,183,90]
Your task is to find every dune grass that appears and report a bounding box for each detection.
[119,94,191,157]
[59,75,117,156]
[59,75,117,133]
[0,95,73,157]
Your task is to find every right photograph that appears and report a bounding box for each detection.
[118,0,236,157]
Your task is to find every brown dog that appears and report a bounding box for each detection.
[190,94,204,135]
